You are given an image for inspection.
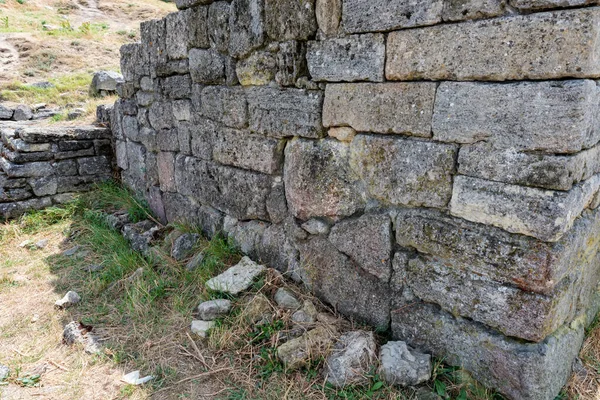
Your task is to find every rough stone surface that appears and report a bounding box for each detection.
[191,320,216,338]
[246,87,324,139]
[229,0,265,58]
[274,288,302,310]
[90,71,124,95]
[315,0,341,35]
[342,0,443,33]
[265,0,317,41]
[277,325,337,370]
[378,341,432,387]
[197,299,232,320]
[301,219,330,235]
[55,291,81,309]
[325,331,377,387]
[212,128,284,174]
[450,175,600,242]
[386,8,600,81]
[307,34,385,82]
[285,139,365,220]
[189,49,225,84]
[171,233,200,261]
[201,86,248,129]
[208,2,230,53]
[443,0,505,21]
[323,83,436,137]
[511,0,598,10]
[0,105,13,120]
[205,256,266,294]
[433,80,600,153]
[13,105,33,121]
[236,51,277,86]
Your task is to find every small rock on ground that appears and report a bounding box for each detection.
[197,299,232,320]
[292,300,319,324]
[0,364,9,381]
[191,320,216,338]
[62,246,80,256]
[277,324,337,370]
[325,330,377,387]
[274,287,302,311]
[185,252,205,271]
[62,321,102,354]
[241,294,272,324]
[83,264,104,273]
[205,256,266,295]
[35,239,48,249]
[378,341,432,387]
[55,291,81,309]
[171,233,200,261]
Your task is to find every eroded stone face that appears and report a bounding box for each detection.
[265,0,317,41]
[229,0,265,58]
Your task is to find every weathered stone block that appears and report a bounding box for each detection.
[136,91,154,107]
[450,175,600,242]
[58,175,110,193]
[115,140,128,170]
[208,2,230,53]
[55,160,78,176]
[0,187,32,202]
[197,205,224,238]
[315,0,341,35]
[342,0,443,33]
[433,80,600,153]
[6,138,51,153]
[246,86,324,138]
[156,60,190,77]
[172,100,192,121]
[162,74,192,99]
[323,83,436,137]
[78,156,111,176]
[122,115,140,142]
[141,19,167,78]
[307,34,385,82]
[18,126,111,143]
[442,0,505,21]
[350,135,456,209]
[298,237,391,329]
[212,128,284,174]
[329,214,392,281]
[188,6,210,49]
[0,104,14,120]
[0,197,52,219]
[28,176,58,197]
[284,138,365,220]
[511,0,599,10]
[175,156,273,220]
[2,150,53,163]
[163,192,199,224]
[149,102,174,131]
[236,51,277,86]
[0,159,53,178]
[229,0,265,58]
[166,11,189,60]
[392,301,584,400]
[157,152,177,193]
[458,142,600,191]
[386,8,600,81]
[157,129,180,152]
[190,118,217,160]
[201,86,248,129]
[175,0,212,9]
[189,49,225,84]
[265,0,316,41]
[276,41,307,87]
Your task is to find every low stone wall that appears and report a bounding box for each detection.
[0,126,113,219]
[111,1,600,399]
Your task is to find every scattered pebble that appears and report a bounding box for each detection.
[62,246,80,257]
[191,320,216,338]
[34,239,48,249]
[197,299,232,321]
[55,291,81,309]
[0,365,9,381]
[18,240,32,248]
[292,301,319,324]
[82,264,104,273]
[205,256,266,295]
[274,288,302,311]
[185,252,205,271]
[122,370,154,385]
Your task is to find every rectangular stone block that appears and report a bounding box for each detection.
[323,83,436,137]
[208,2,230,53]
[18,126,111,143]
[458,142,600,191]
[511,0,599,10]
[307,34,385,82]
[6,138,51,153]
[2,149,53,163]
[149,101,174,131]
[442,0,505,21]
[166,11,189,60]
[190,118,217,160]
[392,301,584,400]
[28,176,58,197]
[57,175,110,193]
[157,152,177,193]
[350,135,457,209]
[284,139,365,220]
[433,80,600,153]
[175,155,274,220]
[157,129,180,152]
[161,74,192,99]
[386,8,600,81]
[0,187,32,202]
[189,49,225,84]
[246,87,324,138]
[342,0,443,33]
[141,19,167,79]
[77,156,112,176]
[229,0,265,58]
[188,6,210,49]
[0,197,52,220]
[201,86,248,129]
[213,128,285,174]
[450,175,600,242]
[396,207,600,294]
[0,159,53,178]
[265,0,316,41]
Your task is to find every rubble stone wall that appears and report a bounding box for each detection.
[0,126,114,219]
[112,1,600,399]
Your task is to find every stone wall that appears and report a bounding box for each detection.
[112,1,600,399]
[0,126,113,219]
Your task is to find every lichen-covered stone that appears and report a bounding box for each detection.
[213,128,284,174]
[392,301,585,400]
[206,256,266,294]
[386,8,600,81]
[208,2,231,53]
[350,135,456,209]
[77,156,111,176]
[433,80,600,153]
[323,83,436,137]
[307,34,385,82]
[229,0,265,58]
[201,86,248,129]
[246,87,324,139]
[265,0,317,41]
[450,175,600,242]
[236,51,277,86]
[284,139,365,220]
[329,214,392,281]
[378,341,432,387]
[166,11,189,60]
[342,0,443,33]
[189,49,225,84]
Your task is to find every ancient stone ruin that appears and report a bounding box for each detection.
[114,1,600,399]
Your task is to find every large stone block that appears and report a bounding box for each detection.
[458,142,600,191]
[149,101,174,131]
[442,0,505,21]
[298,237,391,329]
[229,0,265,58]
[189,49,225,84]
[208,2,230,53]
[342,0,443,33]
[284,139,365,220]
[397,206,600,295]
[77,156,111,176]
[141,19,167,78]
[265,0,316,41]
[17,126,110,143]
[212,128,285,174]
[175,156,274,220]
[0,197,52,220]
[163,192,199,224]
[329,214,392,282]
[0,159,53,178]
[392,301,584,400]
[307,34,385,82]
[315,0,341,35]
[276,41,307,87]
[350,135,456,209]
[450,175,600,242]
[166,11,189,60]
[236,51,277,86]
[190,117,218,160]
[161,74,192,99]
[157,152,177,193]
[201,86,248,129]
[386,8,600,81]
[246,86,324,138]
[323,83,436,137]
[188,6,210,49]
[433,80,600,153]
